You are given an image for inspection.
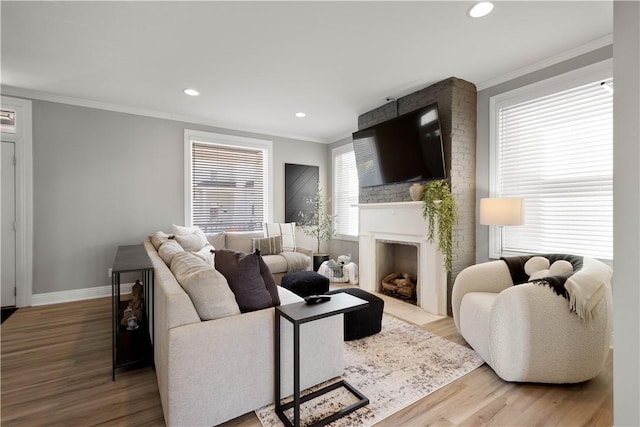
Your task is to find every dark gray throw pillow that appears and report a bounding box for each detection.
[214,249,280,312]
[257,252,280,306]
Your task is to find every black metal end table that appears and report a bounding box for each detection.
[275,292,370,427]
[111,244,154,380]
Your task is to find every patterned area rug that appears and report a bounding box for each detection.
[256,315,484,427]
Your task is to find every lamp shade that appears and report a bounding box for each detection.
[480,198,524,226]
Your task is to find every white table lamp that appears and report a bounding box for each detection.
[480,197,524,257]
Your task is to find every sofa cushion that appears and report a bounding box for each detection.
[170,250,208,281]
[150,231,172,250]
[265,222,296,252]
[191,244,215,267]
[214,249,280,312]
[262,254,288,274]
[225,231,264,253]
[158,240,184,266]
[170,252,240,320]
[174,230,208,252]
[252,235,282,256]
[206,232,226,250]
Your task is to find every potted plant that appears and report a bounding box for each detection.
[421,180,457,272]
[298,182,336,271]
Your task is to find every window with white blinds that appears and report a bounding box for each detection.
[332,144,359,238]
[185,131,271,233]
[490,65,613,260]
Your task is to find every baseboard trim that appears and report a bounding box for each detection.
[31,283,134,306]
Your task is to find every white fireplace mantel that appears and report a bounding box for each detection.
[358,201,447,315]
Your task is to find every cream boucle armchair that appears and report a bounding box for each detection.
[452,255,612,384]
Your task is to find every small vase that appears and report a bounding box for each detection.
[409,183,425,201]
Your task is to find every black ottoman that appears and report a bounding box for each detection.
[326,288,384,341]
[281,271,329,298]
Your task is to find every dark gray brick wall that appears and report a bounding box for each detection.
[357,77,477,314]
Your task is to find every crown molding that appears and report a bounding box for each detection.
[0,86,330,144]
[476,34,613,91]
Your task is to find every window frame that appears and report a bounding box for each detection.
[183,129,273,230]
[488,59,613,259]
[331,143,359,241]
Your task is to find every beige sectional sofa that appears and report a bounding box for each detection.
[205,230,312,284]
[144,239,343,426]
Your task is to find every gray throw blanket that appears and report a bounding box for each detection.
[279,251,310,273]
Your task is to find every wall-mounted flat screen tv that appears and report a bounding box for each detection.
[352,103,446,188]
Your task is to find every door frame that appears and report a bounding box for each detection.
[1,96,33,307]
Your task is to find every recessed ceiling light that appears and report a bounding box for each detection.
[468,2,494,18]
[295,112,306,118]
[183,88,200,96]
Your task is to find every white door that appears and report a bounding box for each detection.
[1,140,16,307]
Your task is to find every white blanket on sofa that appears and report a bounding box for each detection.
[279,251,309,273]
[564,256,612,322]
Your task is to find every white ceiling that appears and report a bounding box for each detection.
[0,1,612,143]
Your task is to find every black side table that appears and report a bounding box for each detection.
[275,293,370,427]
[112,244,154,380]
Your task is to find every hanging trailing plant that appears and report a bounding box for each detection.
[421,180,457,272]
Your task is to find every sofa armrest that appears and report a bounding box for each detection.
[452,260,513,331]
[294,246,313,270]
[295,246,313,257]
[164,306,343,426]
[144,240,200,330]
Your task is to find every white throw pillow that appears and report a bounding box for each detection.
[525,257,574,281]
[524,256,550,276]
[172,224,196,235]
[172,224,207,243]
[265,222,296,252]
[174,230,207,252]
[191,244,215,267]
[548,260,573,276]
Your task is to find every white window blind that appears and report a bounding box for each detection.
[333,145,359,237]
[190,141,267,232]
[495,76,613,259]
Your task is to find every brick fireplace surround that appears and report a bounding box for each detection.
[357,77,477,314]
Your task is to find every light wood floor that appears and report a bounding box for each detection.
[1,296,612,426]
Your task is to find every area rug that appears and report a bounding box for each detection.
[255,315,484,427]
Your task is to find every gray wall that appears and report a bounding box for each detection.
[613,1,640,424]
[475,45,613,263]
[31,100,328,294]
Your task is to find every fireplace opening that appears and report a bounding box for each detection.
[376,241,418,305]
